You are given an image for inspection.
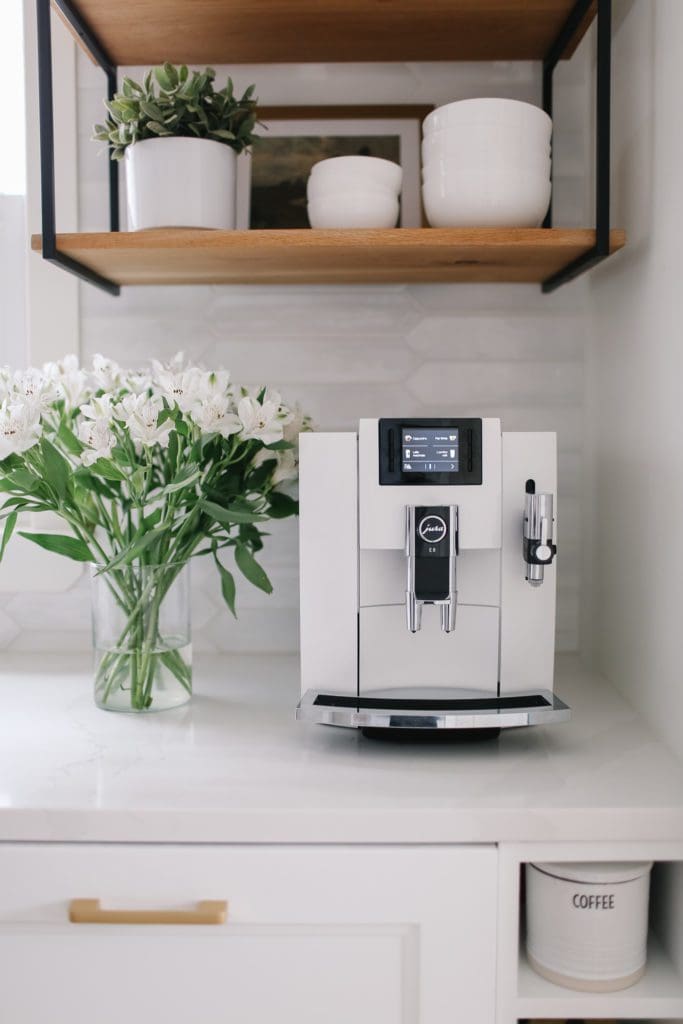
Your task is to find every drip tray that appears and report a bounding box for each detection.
[296,688,570,732]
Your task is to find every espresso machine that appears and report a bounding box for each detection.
[296,417,570,735]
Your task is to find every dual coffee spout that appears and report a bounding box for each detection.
[405,505,459,634]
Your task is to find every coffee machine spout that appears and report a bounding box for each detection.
[406,591,423,633]
[405,504,459,634]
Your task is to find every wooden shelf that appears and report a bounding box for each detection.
[31,228,626,287]
[57,1,596,66]
[517,937,683,1020]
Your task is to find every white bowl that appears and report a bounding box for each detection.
[306,176,398,203]
[424,99,552,138]
[308,191,400,229]
[423,158,552,185]
[422,174,551,228]
[422,128,551,164]
[310,156,402,193]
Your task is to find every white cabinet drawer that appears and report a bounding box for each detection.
[0,843,497,1024]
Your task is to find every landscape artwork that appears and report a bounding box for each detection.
[248,134,401,229]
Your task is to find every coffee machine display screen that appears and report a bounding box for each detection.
[401,427,459,474]
[379,418,482,486]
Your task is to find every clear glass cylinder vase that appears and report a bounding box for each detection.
[90,561,192,712]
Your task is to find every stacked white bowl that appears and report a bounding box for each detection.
[307,156,402,229]
[422,99,552,228]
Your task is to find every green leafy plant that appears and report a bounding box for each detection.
[0,354,310,709]
[93,63,259,160]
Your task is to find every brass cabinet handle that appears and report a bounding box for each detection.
[69,898,228,925]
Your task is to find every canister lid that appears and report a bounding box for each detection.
[530,861,653,884]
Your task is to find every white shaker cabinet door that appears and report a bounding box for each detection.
[0,843,497,1024]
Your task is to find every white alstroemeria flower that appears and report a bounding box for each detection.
[125,369,153,395]
[0,400,43,460]
[237,395,284,445]
[272,448,298,485]
[80,393,115,422]
[116,393,173,449]
[252,445,298,486]
[78,417,116,466]
[11,368,58,412]
[0,367,11,404]
[152,360,203,413]
[92,353,122,391]
[44,354,90,410]
[247,386,293,426]
[190,394,241,439]
[282,402,311,445]
[197,369,231,400]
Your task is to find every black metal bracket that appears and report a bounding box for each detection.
[541,0,612,293]
[36,0,120,295]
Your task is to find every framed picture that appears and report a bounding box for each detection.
[235,105,431,230]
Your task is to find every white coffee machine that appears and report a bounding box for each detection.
[296,417,570,735]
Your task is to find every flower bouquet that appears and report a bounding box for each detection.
[0,354,309,711]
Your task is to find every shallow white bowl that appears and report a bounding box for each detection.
[422,156,551,182]
[310,156,402,193]
[423,98,552,139]
[308,191,400,229]
[306,176,398,203]
[422,174,551,228]
[422,129,551,165]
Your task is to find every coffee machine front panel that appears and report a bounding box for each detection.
[358,417,502,551]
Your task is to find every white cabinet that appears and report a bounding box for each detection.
[0,843,497,1024]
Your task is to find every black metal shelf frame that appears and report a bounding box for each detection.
[36,0,611,296]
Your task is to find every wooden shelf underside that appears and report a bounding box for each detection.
[32,228,626,286]
[58,0,596,65]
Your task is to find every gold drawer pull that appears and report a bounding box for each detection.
[69,899,228,925]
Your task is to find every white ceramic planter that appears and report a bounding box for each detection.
[526,861,653,992]
[125,137,237,231]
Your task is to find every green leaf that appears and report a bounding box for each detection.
[98,529,165,573]
[201,500,266,526]
[0,511,17,562]
[90,458,126,481]
[248,458,277,490]
[18,532,91,562]
[154,65,173,91]
[267,491,299,519]
[235,544,272,594]
[7,468,39,492]
[165,467,201,495]
[57,421,85,455]
[213,552,237,617]
[263,439,294,451]
[41,438,71,500]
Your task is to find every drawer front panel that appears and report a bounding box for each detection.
[0,843,496,1024]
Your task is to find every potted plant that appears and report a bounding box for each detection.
[93,64,259,230]
[0,353,310,712]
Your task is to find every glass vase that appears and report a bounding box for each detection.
[90,561,192,712]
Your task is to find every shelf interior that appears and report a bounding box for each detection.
[56,0,597,65]
[517,935,683,1020]
[31,227,626,287]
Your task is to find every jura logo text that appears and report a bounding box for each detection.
[418,516,447,543]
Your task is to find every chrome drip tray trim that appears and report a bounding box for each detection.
[296,688,570,731]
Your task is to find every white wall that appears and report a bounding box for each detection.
[589,0,683,752]
[0,50,593,657]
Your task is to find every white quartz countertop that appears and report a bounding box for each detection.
[0,653,681,844]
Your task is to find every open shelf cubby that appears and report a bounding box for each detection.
[497,845,683,1024]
